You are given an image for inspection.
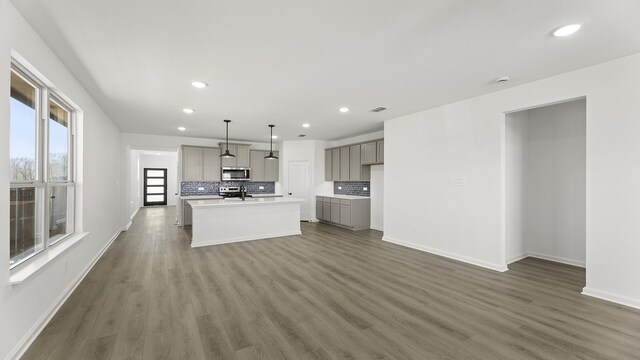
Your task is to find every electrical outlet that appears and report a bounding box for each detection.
[363,187,368,191]
[259,186,264,190]
[338,186,342,190]
[198,187,205,191]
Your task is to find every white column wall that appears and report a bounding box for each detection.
[1,2,122,359]
[384,53,640,308]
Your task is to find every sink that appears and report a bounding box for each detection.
[223,198,257,202]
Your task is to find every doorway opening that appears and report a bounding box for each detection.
[505,98,586,280]
[143,168,167,206]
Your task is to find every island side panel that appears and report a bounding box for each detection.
[191,202,301,247]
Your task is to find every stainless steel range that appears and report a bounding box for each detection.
[219,186,250,198]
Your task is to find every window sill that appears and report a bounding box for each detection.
[9,232,90,285]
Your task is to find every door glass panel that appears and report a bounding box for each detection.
[10,187,43,266]
[146,195,164,202]
[147,178,164,186]
[146,170,164,177]
[146,187,164,194]
[49,100,70,181]
[10,71,38,182]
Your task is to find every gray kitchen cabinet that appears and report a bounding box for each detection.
[318,196,371,230]
[377,140,384,163]
[331,149,340,181]
[349,144,370,181]
[250,150,265,181]
[361,142,377,165]
[330,202,340,223]
[203,147,221,181]
[316,197,323,220]
[340,147,350,181]
[183,146,222,182]
[219,144,250,167]
[183,201,192,226]
[220,144,237,167]
[322,201,331,221]
[237,145,250,167]
[182,146,204,181]
[250,150,279,181]
[264,152,279,181]
[340,204,351,226]
[325,150,332,181]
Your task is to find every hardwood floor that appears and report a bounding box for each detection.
[22,206,640,360]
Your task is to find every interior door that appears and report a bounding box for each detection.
[143,168,167,206]
[287,161,310,221]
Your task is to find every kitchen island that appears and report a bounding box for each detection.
[187,197,304,247]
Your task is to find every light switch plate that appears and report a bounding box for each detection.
[338,186,342,190]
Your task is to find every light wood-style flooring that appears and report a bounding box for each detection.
[22,206,640,359]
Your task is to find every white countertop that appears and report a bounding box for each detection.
[188,196,304,208]
[249,193,283,198]
[180,195,223,200]
[316,194,370,200]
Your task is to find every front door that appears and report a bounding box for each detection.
[143,168,167,206]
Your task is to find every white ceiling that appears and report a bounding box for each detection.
[11,0,640,142]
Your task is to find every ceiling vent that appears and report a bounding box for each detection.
[369,107,387,113]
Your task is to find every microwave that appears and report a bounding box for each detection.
[221,167,251,181]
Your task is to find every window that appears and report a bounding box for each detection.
[9,63,76,268]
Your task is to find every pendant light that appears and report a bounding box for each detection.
[220,119,235,158]
[264,124,278,160]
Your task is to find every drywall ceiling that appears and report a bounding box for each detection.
[11,0,640,142]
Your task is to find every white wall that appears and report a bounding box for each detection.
[384,53,640,308]
[506,100,586,266]
[138,152,178,207]
[1,2,122,359]
[370,165,384,231]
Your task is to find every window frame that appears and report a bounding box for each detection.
[9,59,77,269]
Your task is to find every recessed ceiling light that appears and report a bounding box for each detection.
[553,24,581,37]
[191,81,207,89]
[182,108,194,114]
[302,123,311,128]
[339,107,350,113]
[272,135,278,139]
[177,126,186,131]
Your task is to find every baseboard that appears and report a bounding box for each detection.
[381,236,508,272]
[191,231,302,248]
[130,207,140,220]
[526,252,585,268]
[507,253,529,265]
[370,225,384,231]
[582,287,640,310]
[7,229,121,360]
[123,220,133,231]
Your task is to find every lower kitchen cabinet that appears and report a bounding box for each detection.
[182,200,192,226]
[316,196,370,230]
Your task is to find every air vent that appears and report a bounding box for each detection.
[298,134,306,138]
[370,107,387,113]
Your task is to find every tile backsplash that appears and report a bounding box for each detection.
[181,181,275,196]
[334,181,370,197]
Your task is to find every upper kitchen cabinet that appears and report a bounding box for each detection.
[361,140,384,165]
[250,150,279,181]
[349,144,370,181]
[182,146,221,181]
[331,149,340,181]
[219,143,250,167]
[325,149,332,181]
[377,140,384,163]
[339,147,350,181]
